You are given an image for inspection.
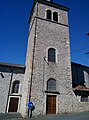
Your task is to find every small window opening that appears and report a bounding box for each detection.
[46,10,52,20]
[12,80,20,93]
[48,48,56,62]
[53,12,58,22]
[81,95,88,102]
[47,78,56,91]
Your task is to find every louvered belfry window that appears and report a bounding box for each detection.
[47,79,56,91]
[48,48,56,62]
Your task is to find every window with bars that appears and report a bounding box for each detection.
[47,78,56,91]
[11,80,20,93]
[48,48,56,62]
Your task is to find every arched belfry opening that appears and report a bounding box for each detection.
[46,10,52,20]
[53,12,58,22]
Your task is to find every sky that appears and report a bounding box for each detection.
[0,0,89,66]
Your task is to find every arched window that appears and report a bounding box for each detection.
[12,80,20,93]
[48,48,56,62]
[53,12,58,22]
[47,78,56,91]
[46,10,52,20]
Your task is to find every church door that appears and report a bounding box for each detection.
[8,98,19,112]
[46,95,56,114]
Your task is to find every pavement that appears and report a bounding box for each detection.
[0,112,89,120]
[31,112,89,120]
[0,113,23,120]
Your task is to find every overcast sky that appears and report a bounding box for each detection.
[0,0,89,66]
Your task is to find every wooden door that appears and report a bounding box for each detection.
[46,95,56,114]
[8,98,19,112]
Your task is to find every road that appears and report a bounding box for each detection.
[31,112,89,120]
[0,112,89,120]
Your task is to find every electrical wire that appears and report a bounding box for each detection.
[71,45,89,53]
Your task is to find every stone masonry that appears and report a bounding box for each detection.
[20,0,73,117]
[20,0,89,118]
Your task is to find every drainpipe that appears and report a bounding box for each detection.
[5,66,13,112]
[28,2,38,118]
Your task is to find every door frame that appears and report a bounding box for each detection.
[46,95,57,114]
[7,96,20,113]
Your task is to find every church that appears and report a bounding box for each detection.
[0,0,89,118]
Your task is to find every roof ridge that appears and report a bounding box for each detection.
[0,62,25,68]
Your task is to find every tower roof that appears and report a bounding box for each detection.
[29,0,69,23]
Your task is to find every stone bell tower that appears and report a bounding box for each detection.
[20,0,74,117]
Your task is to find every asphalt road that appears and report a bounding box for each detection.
[0,112,89,120]
[31,112,89,120]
